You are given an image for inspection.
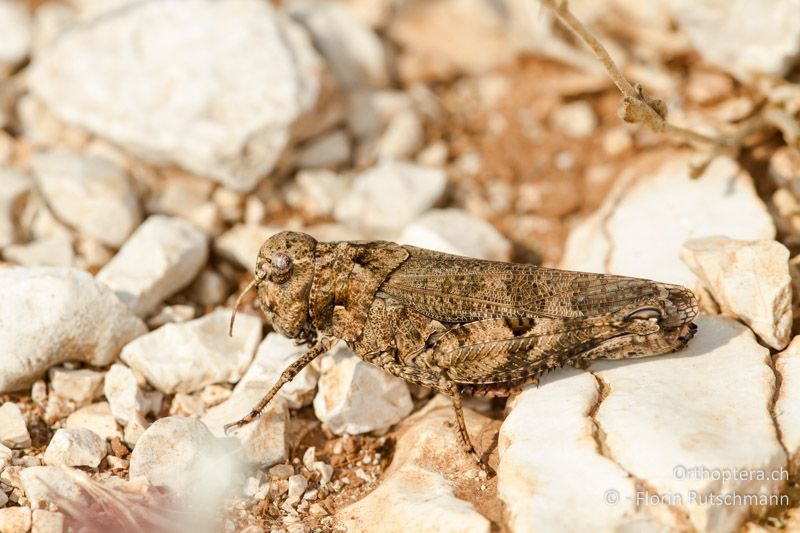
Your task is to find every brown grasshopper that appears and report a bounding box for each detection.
[226,231,698,469]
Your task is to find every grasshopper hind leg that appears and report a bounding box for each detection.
[439,378,495,476]
[363,353,495,474]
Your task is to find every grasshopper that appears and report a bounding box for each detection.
[226,231,698,469]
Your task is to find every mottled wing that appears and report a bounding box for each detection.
[379,245,666,322]
[428,316,615,391]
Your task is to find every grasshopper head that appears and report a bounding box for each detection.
[230,231,317,341]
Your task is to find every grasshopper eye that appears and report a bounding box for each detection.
[268,252,293,284]
[624,306,662,321]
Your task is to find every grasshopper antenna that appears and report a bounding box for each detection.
[229,267,266,337]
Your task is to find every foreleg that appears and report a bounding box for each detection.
[224,337,333,434]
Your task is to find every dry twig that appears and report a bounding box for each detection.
[539,0,767,161]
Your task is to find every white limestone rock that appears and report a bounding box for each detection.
[0,403,31,449]
[146,304,195,329]
[667,0,800,80]
[48,367,104,406]
[123,415,148,447]
[286,474,308,506]
[296,130,351,169]
[68,0,133,19]
[129,416,233,498]
[377,109,424,161]
[288,169,348,218]
[561,152,775,286]
[337,464,489,533]
[0,507,31,533]
[43,428,107,468]
[337,0,393,29]
[201,388,288,466]
[189,269,228,307]
[120,309,262,394]
[31,2,75,57]
[169,393,207,418]
[305,223,366,243]
[313,343,413,435]
[499,369,671,532]
[103,363,159,426]
[0,267,146,392]
[97,215,208,317]
[214,224,281,270]
[390,394,497,475]
[289,1,388,88]
[550,101,597,139]
[3,235,74,267]
[334,160,447,237]
[31,510,64,533]
[680,237,792,350]
[30,151,140,247]
[146,172,220,236]
[499,316,785,532]
[591,316,785,532]
[65,402,122,442]
[399,208,511,261]
[776,337,800,471]
[0,0,31,75]
[27,0,323,192]
[19,466,88,510]
[346,90,413,142]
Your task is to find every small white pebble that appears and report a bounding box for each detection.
[243,476,260,497]
[555,151,574,170]
[312,461,333,484]
[269,464,294,480]
[550,101,597,139]
[282,512,300,524]
[354,468,370,483]
[0,403,31,449]
[0,506,31,533]
[200,384,231,406]
[309,503,327,516]
[31,381,47,406]
[15,455,41,469]
[332,441,343,455]
[302,447,316,470]
[285,475,308,506]
[106,455,128,470]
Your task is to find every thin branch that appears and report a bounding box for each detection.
[538,0,741,151]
